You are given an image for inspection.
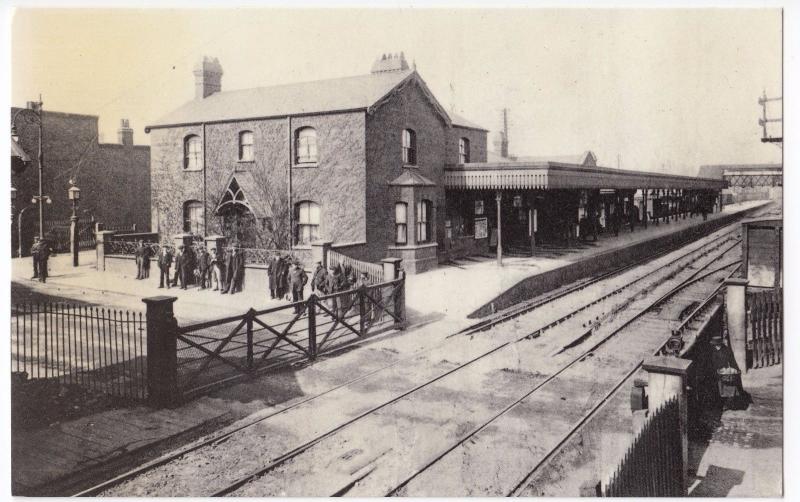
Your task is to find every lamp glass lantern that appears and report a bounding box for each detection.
[68,185,81,202]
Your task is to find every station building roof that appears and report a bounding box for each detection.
[444,161,727,191]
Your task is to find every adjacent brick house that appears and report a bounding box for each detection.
[10,108,150,256]
[146,54,488,273]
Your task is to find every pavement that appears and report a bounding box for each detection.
[688,363,783,497]
[8,199,772,495]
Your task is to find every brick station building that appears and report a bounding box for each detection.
[147,53,725,274]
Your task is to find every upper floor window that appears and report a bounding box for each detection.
[295,200,320,245]
[395,202,408,245]
[459,137,470,163]
[183,200,204,234]
[416,199,432,243]
[184,135,202,170]
[239,131,254,161]
[402,129,417,165]
[295,127,318,164]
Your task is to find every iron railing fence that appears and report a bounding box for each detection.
[11,303,147,400]
[328,249,384,283]
[174,277,405,397]
[603,396,683,497]
[747,288,782,369]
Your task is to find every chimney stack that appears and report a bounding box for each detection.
[118,118,134,146]
[194,56,223,99]
[370,52,410,74]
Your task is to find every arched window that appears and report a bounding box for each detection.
[416,199,432,243]
[238,131,254,161]
[402,129,417,165]
[184,135,202,170]
[183,200,204,234]
[295,127,318,164]
[459,137,470,163]
[295,201,320,245]
[395,202,408,245]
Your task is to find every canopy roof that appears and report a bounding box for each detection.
[445,161,727,191]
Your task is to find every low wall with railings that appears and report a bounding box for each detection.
[328,249,384,283]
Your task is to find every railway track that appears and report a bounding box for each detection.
[86,216,750,497]
[228,234,742,497]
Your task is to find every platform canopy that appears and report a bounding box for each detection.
[444,162,727,191]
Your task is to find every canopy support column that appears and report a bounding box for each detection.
[495,191,503,267]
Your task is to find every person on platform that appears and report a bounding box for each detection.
[196,246,209,290]
[610,205,620,237]
[171,246,183,287]
[157,244,174,289]
[267,255,279,299]
[325,264,343,314]
[36,238,53,283]
[288,263,308,313]
[30,236,41,280]
[629,205,639,233]
[233,248,246,293]
[311,261,327,295]
[276,255,290,299]
[135,240,146,280]
[209,248,223,291]
[142,243,152,279]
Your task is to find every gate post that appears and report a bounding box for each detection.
[643,356,692,494]
[358,285,367,336]
[245,308,255,370]
[143,296,179,408]
[311,240,333,269]
[307,295,318,359]
[724,278,749,373]
[95,230,116,271]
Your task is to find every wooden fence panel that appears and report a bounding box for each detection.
[747,288,782,369]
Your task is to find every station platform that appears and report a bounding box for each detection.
[405,200,771,319]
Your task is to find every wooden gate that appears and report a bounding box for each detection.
[173,277,405,396]
[746,288,782,369]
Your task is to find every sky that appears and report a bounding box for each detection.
[10,8,782,176]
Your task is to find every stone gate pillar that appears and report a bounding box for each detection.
[95,230,116,271]
[143,296,179,408]
[724,278,749,373]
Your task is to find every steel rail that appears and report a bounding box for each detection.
[382,243,742,496]
[76,218,748,497]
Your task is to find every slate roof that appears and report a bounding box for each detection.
[148,70,415,129]
[449,112,488,132]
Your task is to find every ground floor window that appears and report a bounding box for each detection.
[416,199,432,243]
[295,200,320,245]
[395,202,408,244]
[183,200,204,234]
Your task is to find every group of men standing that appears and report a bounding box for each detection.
[153,243,246,294]
[29,236,53,283]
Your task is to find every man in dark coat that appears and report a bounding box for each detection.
[196,247,209,290]
[325,264,343,315]
[276,255,290,299]
[267,255,279,299]
[311,261,327,295]
[232,248,246,293]
[30,236,41,279]
[37,238,52,283]
[171,246,183,287]
[221,247,234,294]
[288,263,309,313]
[157,245,174,289]
[142,244,152,279]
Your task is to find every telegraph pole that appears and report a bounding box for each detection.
[758,90,782,144]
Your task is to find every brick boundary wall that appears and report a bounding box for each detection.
[469,206,765,318]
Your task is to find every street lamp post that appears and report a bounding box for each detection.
[68,182,81,267]
[11,96,48,239]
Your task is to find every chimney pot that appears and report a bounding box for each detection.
[118,118,134,146]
